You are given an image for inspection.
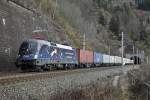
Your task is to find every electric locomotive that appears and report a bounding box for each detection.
[15,39,78,71]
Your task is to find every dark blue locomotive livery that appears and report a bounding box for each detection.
[16,39,78,71]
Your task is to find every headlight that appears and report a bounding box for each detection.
[17,54,20,58]
[34,55,38,59]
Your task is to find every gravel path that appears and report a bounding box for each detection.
[0,65,139,100]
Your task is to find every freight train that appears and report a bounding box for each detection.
[15,39,134,71]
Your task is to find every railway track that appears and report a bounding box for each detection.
[0,65,136,86]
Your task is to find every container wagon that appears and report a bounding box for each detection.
[77,49,93,67]
[94,52,103,67]
[102,54,110,66]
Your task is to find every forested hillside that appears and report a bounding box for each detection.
[8,0,150,54]
[95,0,150,54]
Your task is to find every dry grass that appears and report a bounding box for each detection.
[48,78,119,100]
[126,64,150,100]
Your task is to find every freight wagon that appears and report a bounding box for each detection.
[77,49,93,67]
[114,56,122,65]
[110,56,115,65]
[93,52,103,67]
[102,54,110,66]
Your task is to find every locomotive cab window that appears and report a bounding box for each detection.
[19,41,37,55]
[28,42,38,54]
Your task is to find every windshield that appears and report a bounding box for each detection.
[19,41,37,56]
